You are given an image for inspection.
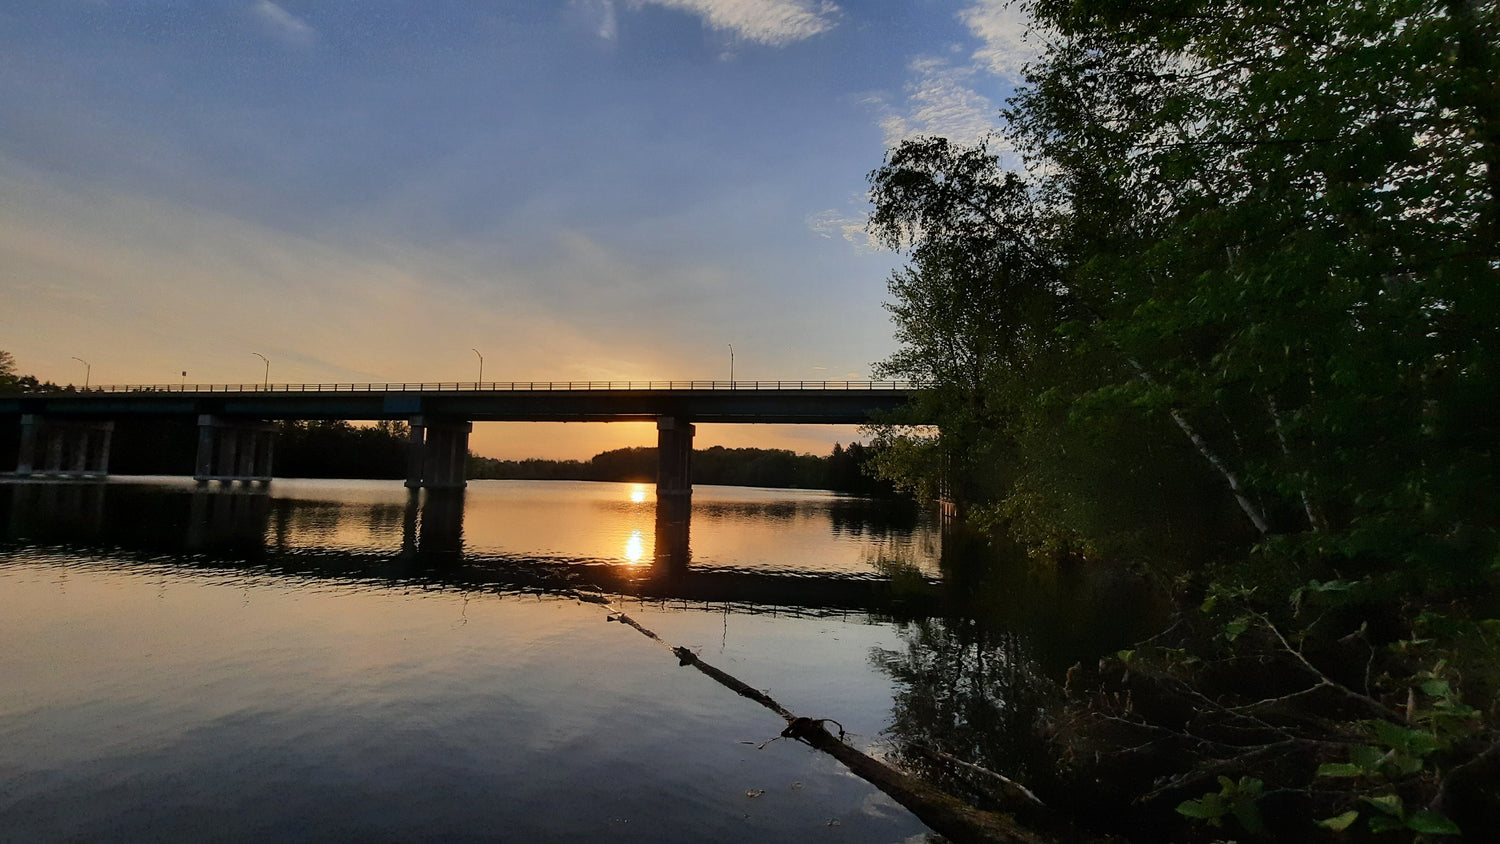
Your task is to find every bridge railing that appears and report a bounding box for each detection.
[42,380,917,395]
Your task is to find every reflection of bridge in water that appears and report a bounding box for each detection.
[2,481,939,617]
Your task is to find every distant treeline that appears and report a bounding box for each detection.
[470,442,898,496]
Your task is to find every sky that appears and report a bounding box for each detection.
[0,0,1034,459]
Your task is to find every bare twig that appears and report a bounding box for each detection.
[1251,612,1406,723]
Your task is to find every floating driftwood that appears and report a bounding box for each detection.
[582,592,1079,844]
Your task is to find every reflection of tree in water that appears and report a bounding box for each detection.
[273,500,348,542]
[872,616,1057,812]
[693,498,923,536]
[695,501,802,522]
[364,502,406,534]
[827,497,919,538]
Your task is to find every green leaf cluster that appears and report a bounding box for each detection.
[1317,720,1445,782]
[1312,792,1461,836]
[1175,775,1265,833]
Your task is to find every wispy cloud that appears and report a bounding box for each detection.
[871,56,999,147]
[633,0,840,46]
[569,0,621,41]
[806,207,875,251]
[251,0,315,47]
[959,0,1038,81]
[862,3,1037,151]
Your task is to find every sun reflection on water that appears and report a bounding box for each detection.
[624,529,645,563]
[629,485,648,504]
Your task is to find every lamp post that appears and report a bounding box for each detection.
[252,352,269,389]
[727,344,734,388]
[472,348,483,386]
[71,356,90,389]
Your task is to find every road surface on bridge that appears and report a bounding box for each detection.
[0,380,919,425]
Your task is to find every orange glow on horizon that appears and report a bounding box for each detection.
[468,421,864,462]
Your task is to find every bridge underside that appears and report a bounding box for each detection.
[1,387,907,425]
[3,387,915,492]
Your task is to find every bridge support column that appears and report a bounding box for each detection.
[12,416,113,479]
[15,416,40,476]
[405,417,470,490]
[656,417,694,499]
[195,416,275,484]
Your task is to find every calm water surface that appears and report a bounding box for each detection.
[0,478,1157,842]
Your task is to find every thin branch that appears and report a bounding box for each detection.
[1252,612,1406,723]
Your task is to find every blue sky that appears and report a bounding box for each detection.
[1,1,1033,458]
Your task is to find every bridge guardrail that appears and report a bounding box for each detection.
[31,380,917,396]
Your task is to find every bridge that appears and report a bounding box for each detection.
[1,380,917,494]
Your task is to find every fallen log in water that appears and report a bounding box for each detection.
[591,597,1088,844]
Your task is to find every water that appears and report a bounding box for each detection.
[0,478,1159,841]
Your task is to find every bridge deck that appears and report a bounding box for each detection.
[1,381,917,424]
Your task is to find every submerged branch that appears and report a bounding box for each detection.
[904,741,1049,810]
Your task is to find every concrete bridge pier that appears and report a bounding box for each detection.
[656,416,694,499]
[405,418,471,490]
[13,416,114,479]
[195,416,276,484]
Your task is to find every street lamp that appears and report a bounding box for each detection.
[472,348,483,386]
[727,344,734,388]
[71,356,90,389]
[252,352,269,389]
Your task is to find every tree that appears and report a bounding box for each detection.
[0,350,56,395]
[865,137,1075,514]
[865,137,1243,559]
[1007,0,1500,568]
[864,4,1500,832]
[871,1,1500,570]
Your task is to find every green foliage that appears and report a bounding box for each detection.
[869,0,1500,580]
[859,427,946,501]
[1175,776,1265,833]
[1196,576,1489,836]
[864,139,1242,566]
[1315,809,1360,831]
[1319,792,1463,837]
[1316,720,1444,782]
[1007,0,1500,569]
